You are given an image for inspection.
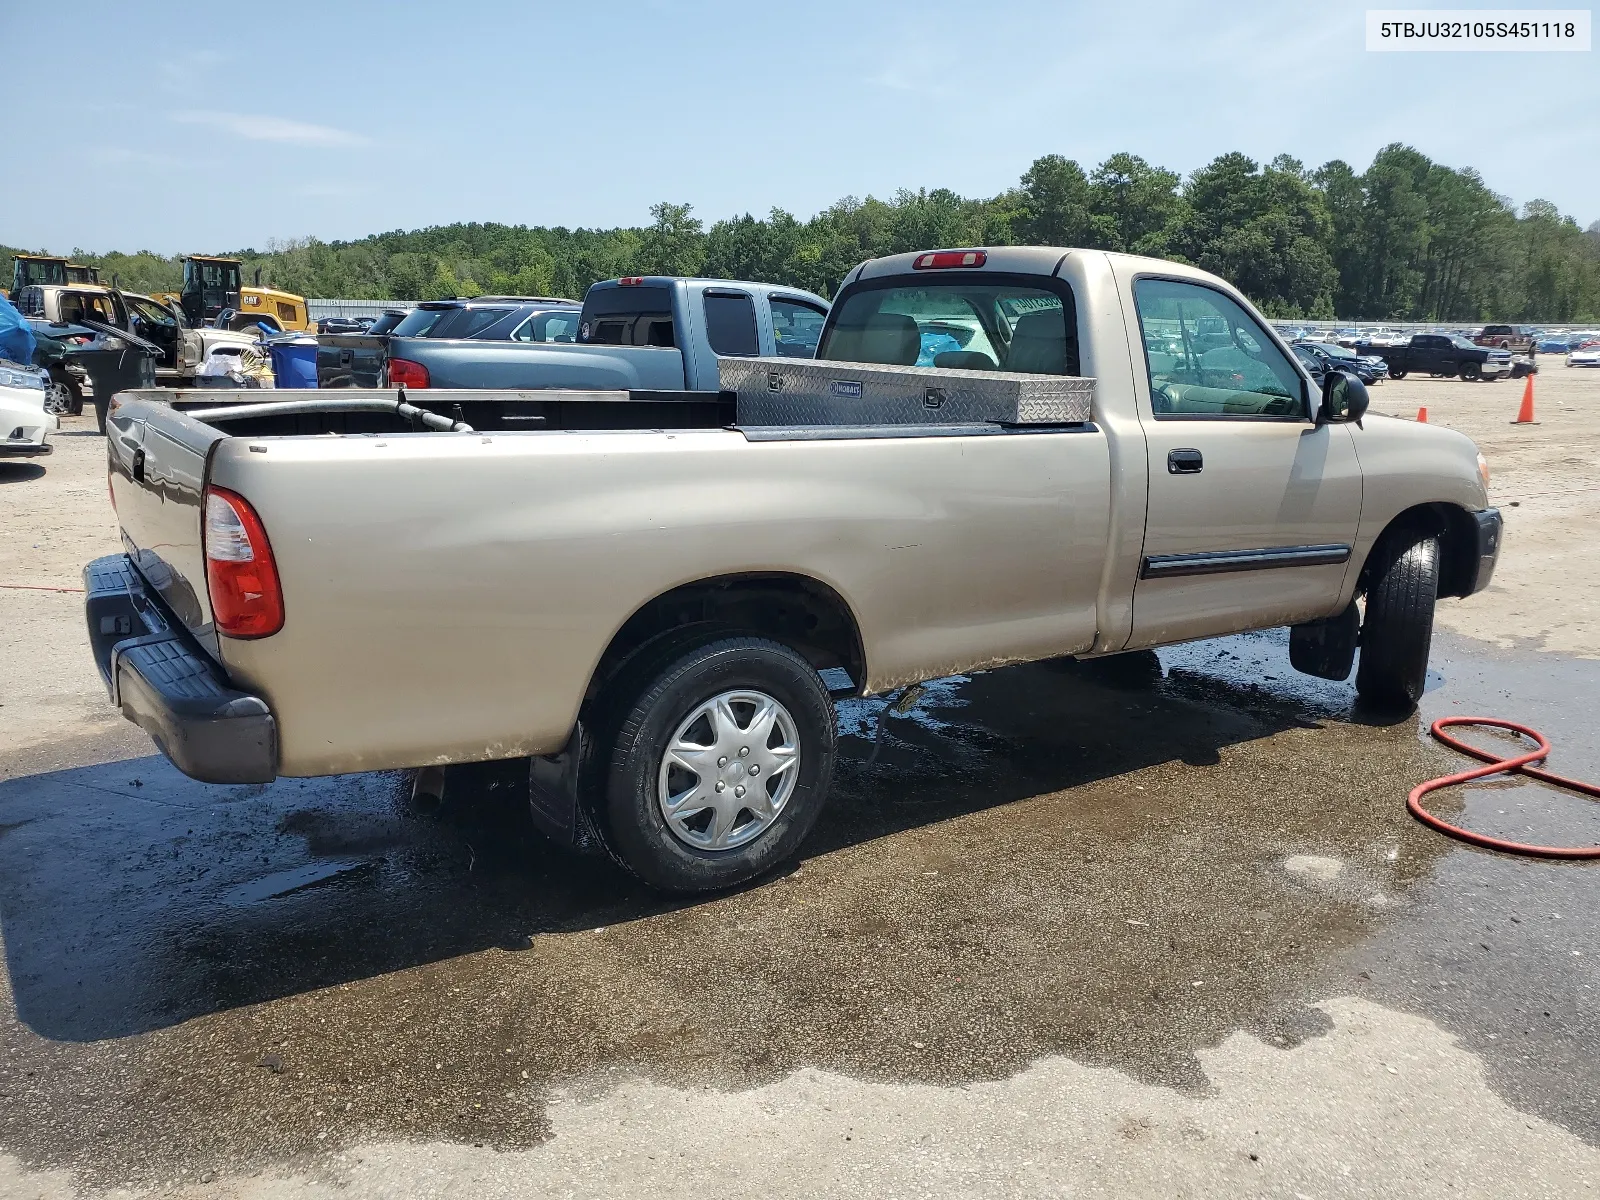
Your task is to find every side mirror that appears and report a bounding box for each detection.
[1319,370,1369,426]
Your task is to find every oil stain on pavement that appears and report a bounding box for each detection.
[0,630,1595,1187]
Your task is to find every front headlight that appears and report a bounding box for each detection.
[1477,452,1490,489]
[0,365,47,391]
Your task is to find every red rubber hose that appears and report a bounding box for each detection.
[1410,717,1600,859]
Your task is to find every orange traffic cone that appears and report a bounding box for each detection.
[1416,407,1428,423]
[1512,374,1537,425]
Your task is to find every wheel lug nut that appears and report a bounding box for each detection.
[735,785,746,798]
[718,757,728,767]
[749,764,760,776]
[739,747,749,757]
[715,781,726,792]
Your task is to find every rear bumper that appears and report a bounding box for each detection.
[1469,508,1503,595]
[84,555,278,784]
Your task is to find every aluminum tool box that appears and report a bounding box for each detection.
[720,357,1095,427]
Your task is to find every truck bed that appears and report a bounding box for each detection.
[102,387,1110,778]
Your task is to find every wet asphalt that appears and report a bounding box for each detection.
[0,629,1595,1188]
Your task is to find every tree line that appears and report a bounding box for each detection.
[10,143,1599,321]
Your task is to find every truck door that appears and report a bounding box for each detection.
[1413,335,1444,374]
[1121,275,1362,647]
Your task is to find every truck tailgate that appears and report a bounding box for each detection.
[105,399,226,659]
[316,333,386,388]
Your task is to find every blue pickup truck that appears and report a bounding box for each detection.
[384,278,829,391]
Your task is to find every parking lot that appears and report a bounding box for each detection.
[0,366,1597,1197]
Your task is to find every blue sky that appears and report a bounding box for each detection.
[6,0,1596,254]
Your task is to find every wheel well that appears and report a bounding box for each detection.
[1358,503,1480,599]
[584,573,867,705]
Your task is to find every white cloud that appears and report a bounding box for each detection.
[171,111,369,148]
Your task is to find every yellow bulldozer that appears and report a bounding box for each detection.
[171,255,312,333]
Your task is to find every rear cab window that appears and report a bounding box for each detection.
[818,276,1080,375]
[580,285,676,347]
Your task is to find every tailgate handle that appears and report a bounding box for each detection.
[132,448,146,484]
[1168,448,1203,474]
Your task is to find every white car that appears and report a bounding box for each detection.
[1567,346,1600,368]
[0,361,58,457]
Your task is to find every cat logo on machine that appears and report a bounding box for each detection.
[830,379,863,399]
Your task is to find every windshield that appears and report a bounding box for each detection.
[1451,336,1480,350]
[367,312,406,335]
[818,279,1079,374]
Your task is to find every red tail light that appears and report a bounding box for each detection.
[618,277,644,286]
[387,357,430,388]
[204,487,284,638]
[913,250,987,270]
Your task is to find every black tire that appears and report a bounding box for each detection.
[1355,533,1439,709]
[598,636,837,893]
[48,368,84,415]
[1389,369,1407,380]
[1461,361,1480,381]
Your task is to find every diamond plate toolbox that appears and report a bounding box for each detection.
[720,358,1095,427]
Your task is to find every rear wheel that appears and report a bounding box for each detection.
[598,636,837,893]
[1355,532,1439,709]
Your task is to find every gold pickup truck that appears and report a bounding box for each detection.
[86,247,1501,893]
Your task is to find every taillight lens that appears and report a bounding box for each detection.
[388,357,430,388]
[204,487,284,638]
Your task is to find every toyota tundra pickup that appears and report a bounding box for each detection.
[86,247,1501,894]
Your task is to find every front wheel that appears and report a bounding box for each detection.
[1355,533,1439,709]
[599,637,837,893]
[1389,369,1407,380]
[1461,362,1481,381]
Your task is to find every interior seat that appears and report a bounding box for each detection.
[1006,310,1077,375]
[932,350,997,370]
[825,312,920,365]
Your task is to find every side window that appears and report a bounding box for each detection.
[1133,278,1305,419]
[703,292,759,356]
[512,311,579,343]
[769,297,826,358]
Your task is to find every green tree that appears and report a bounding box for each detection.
[1088,153,1185,255]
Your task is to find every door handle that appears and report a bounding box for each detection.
[1168,448,1203,474]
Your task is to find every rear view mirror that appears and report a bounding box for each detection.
[1319,370,1369,426]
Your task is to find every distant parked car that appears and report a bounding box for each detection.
[1474,325,1534,355]
[1538,335,1571,353]
[1568,345,1600,368]
[1295,341,1385,385]
[1291,343,1327,388]
[388,297,582,343]
[317,316,369,335]
[0,361,56,457]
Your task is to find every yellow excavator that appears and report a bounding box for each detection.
[172,254,312,333]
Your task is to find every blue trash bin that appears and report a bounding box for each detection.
[268,336,319,389]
